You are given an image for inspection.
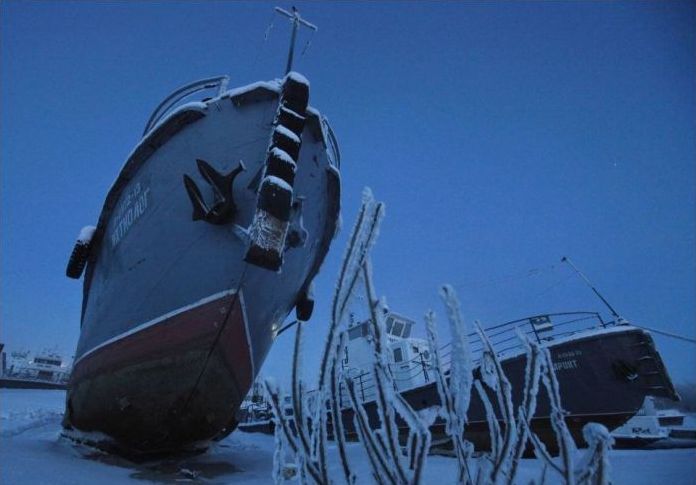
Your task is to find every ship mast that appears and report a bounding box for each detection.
[561,256,622,320]
[275,6,317,74]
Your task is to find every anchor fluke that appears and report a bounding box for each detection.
[183,174,209,222]
[196,158,246,200]
[183,159,246,225]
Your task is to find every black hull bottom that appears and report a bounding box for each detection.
[0,378,67,390]
[65,292,250,454]
[238,421,276,435]
[236,413,632,452]
[612,436,665,449]
[613,429,696,450]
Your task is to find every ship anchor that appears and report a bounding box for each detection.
[183,159,246,225]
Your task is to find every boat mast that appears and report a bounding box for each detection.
[275,6,317,74]
[561,256,622,320]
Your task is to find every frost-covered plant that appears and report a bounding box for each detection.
[344,261,431,485]
[474,319,518,484]
[575,423,613,485]
[425,288,613,485]
[508,332,543,483]
[522,349,615,485]
[424,289,474,484]
[266,189,613,485]
[267,189,385,485]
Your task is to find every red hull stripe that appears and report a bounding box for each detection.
[71,290,253,390]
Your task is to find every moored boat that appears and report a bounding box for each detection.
[229,310,679,453]
[332,310,678,451]
[62,8,341,454]
[611,396,696,449]
[236,380,276,435]
[0,345,71,390]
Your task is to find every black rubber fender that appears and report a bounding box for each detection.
[258,176,292,222]
[66,240,91,279]
[295,283,315,321]
[266,149,297,186]
[271,126,301,160]
[281,75,309,114]
[276,106,306,136]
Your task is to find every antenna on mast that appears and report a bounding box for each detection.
[274,6,318,75]
[561,256,623,321]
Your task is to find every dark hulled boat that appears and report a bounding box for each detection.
[333,312,678,451]
[233,311,679,452]
[63,10,340,454]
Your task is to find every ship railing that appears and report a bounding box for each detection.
[437,311,606,368]
[335,311,609,407]
[142,75,230,136]
[323,118,341,169]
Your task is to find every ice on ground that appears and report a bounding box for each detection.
[1,389,695,485]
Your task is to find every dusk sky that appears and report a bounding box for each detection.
[1,1,694,389]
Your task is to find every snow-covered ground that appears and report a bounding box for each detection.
[1,389,695,484]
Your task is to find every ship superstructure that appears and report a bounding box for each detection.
[1,347,71,390]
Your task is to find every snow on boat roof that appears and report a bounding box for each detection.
[222,80,282,105]
[224,79,281,98]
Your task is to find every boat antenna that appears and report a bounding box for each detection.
[274,6,317,74]
[561,256,622,320]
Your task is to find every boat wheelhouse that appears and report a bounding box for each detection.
[1,348,71,390]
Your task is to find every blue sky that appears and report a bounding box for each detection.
[1,1,694,388]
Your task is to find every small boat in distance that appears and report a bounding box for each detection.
[612,396,696,449]
[0,345,71,390]
[62,7,341,454]
[236,379,276,435]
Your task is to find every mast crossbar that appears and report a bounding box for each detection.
[274,6,318,74]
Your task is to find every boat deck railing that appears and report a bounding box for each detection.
[141,76,342,171]
[336,311,614,406]
[142,76,230,136]
[323,118,341,169]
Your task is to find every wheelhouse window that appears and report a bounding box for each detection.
[386,316,394,333]
[393,347,403,363]
[348,323,368,340]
